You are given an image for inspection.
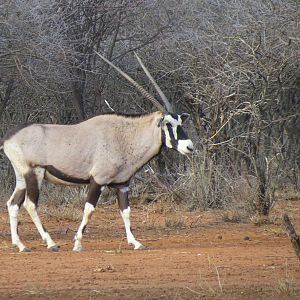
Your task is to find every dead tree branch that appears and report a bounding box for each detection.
[283,214,300,261]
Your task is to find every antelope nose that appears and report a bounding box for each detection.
[187,145,194,152]
[187,141,194,152]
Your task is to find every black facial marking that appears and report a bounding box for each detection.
[86,177,101,207]
[170,113,179,121]
[166,123,178,149]
[45,165,90,184]
[177,126,189,140]
[82,225,87,234]
[24,170,39,206]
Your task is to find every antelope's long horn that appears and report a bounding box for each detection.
[94,51,166,112]
[134,52,173,113]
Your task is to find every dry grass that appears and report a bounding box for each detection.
[40,204,83,222]
[221,211,242,223]
[25,283,45,295]
[165,216,186,229]
[275,279,295,296]
[274,259,296,297]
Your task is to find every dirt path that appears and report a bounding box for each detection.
[0,200,299,299]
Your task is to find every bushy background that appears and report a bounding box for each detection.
[0,0,299,216]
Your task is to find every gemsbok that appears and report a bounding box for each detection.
[0,52,194,252]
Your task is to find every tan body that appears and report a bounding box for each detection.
[3,112,163,186]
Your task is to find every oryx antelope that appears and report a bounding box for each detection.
[0,52,193,252]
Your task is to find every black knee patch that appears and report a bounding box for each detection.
[117,188,129,211]
[24,170,39,205]
[86,178,101,207]
[11,189,26,207]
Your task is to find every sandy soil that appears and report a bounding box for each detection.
[0,199,299,299]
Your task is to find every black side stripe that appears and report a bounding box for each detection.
[45,165,90,184]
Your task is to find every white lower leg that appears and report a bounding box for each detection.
[73,202,95,252]
[6,164,28,251]
[23,199,56,249]
[7,204,27,252]
[120,207,144,250]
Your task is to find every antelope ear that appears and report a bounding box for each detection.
[180,113,190,123]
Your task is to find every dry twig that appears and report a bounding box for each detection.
[283,214,300,260]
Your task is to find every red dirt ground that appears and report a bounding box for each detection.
[0,199,299,299]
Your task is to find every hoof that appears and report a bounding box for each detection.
[135,244,147,250]
[21,247,31,253]
[73,246,83,253]
[49,245,60,252]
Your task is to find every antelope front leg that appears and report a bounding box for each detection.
[117,186,145,250]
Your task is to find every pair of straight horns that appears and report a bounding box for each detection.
[94,51,172,113]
